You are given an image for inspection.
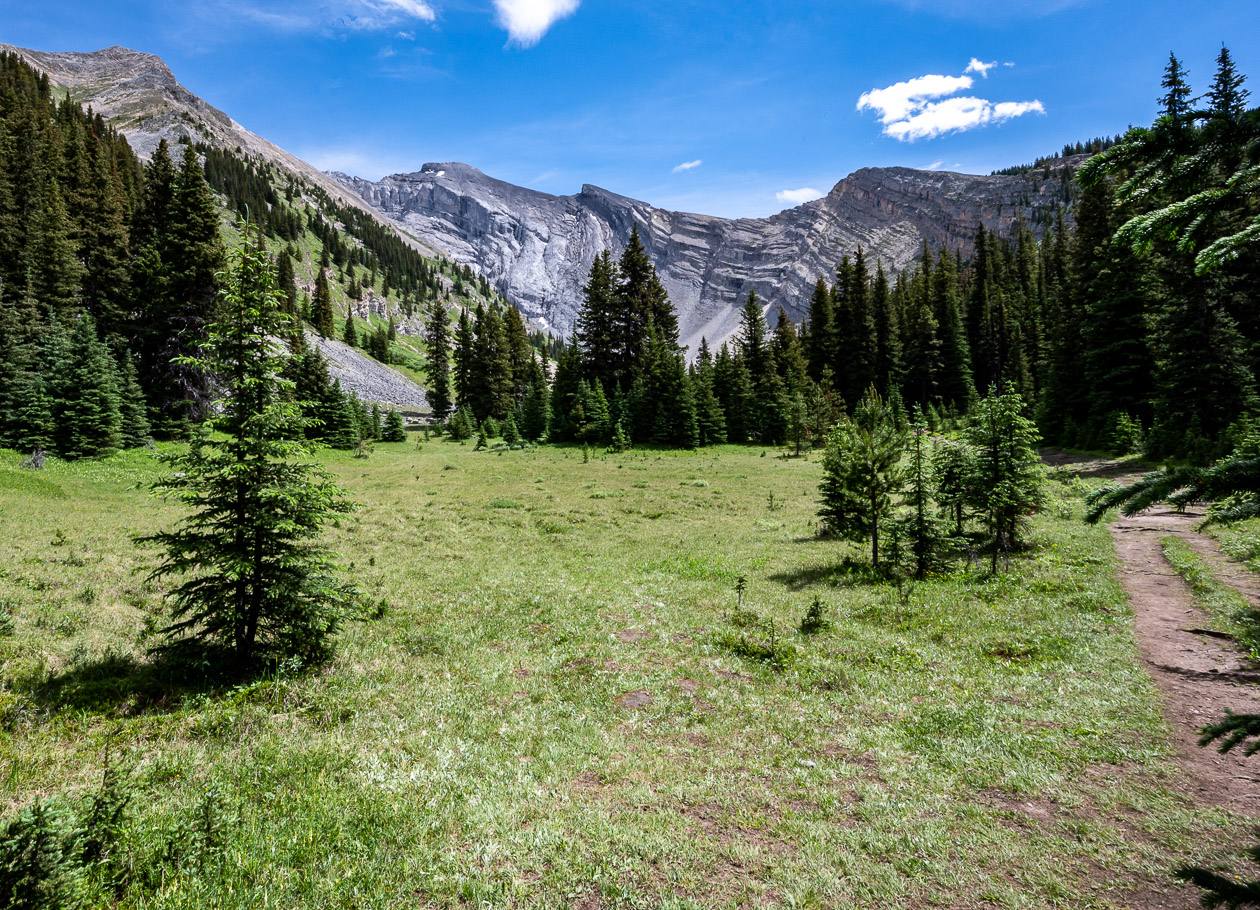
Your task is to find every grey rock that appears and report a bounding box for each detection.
[308,334,429,413]
[335,161,1076,351]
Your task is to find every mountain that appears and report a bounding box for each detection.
[335,161,1076,350]
[8,43,1077,353]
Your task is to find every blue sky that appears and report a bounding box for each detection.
[1,0,1256,217]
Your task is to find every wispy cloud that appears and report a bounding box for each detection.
[776,187,824,205]
[926,159,945,170]
[225,0,434,33]
[877,0,1086,20]
[857,61,1043,141]
[672,159,703,173]
[493,0,581,46]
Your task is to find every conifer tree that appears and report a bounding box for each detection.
[342,312,358,348]
[932,251,975,412]
[116,352,151,448]
[381,408,407,442]
[818,388,906,567]
[804,277,834,382]
[311,248,335,338]
[576,249,619,390]
[965,387,1045,572]
[453,307,475,411]
[424,298,453,421]
[902,417,943,578]
[520,358,550,441]
[56,313,123,459]
[139,229,355,672]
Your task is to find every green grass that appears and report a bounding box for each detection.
[0,442,1244,908]
[1161,536,1260,659]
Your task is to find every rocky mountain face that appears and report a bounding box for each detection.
[336,162,1075,350]
[2,44,428,251]
[8,43,1076,354]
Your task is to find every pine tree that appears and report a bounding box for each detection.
[1159,52,1194,133]
[902,417,943,578]
[576,249,619,390]
[818,388,906,567]
[311,248,335,338]
[424,298,453,420]
[453,307,475,411]
[520,357,550,441]
[804,277,834,382]
[342,312,358,347]
[965,387,1045,573]
[56,312,123,459]
[932,251,975,412]
[138,229,355,671]
[116,351,151,448]
[381,408,407,442]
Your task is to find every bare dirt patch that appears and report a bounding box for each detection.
[615,689,653,710]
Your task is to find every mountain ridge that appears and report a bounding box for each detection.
[335,158,1075,348]
[6,43,1077,350]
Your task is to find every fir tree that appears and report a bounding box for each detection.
[965,387,1045,572]
[818,387,906,567]
[311,248,335,338]
[138,229,356,672]
[381,408,407,442]
[116,351,151,448]
[424,298,453,421]
[342,312,358,347]
[56,312,123,459]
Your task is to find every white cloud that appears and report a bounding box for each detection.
[965,57,996,77]
[858,61,1044,142]
[926,159,945,170]
[776,187,824,205]
[672,159,703,173]
[857,73,973,124]
[493,0,581,46]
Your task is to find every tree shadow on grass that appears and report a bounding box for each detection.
[16,643,244,718]
[768,559,885,591]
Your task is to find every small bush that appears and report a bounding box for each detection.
[0,800,86,910]
[799,597,830,635]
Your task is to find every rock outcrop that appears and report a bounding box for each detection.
[307,334,428,413]
[336,161,1074,350]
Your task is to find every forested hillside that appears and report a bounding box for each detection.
[0,51,511,458]
[439,49,1258,465]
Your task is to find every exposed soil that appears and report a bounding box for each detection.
[1110,507,1260,815]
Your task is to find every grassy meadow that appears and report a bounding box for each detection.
[0,440,1245,908]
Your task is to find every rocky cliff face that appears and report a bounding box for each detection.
[336,162,1074,350]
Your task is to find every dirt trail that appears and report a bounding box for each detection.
[1110,506,1260,814]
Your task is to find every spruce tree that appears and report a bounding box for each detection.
[56,312,123,459]
[138,229,356,672]
[520,357,550,441]
[965,387,1045,572]
[381,408,407,442]
[453,307,475,411]
[818,388,906,567]
[342,312,358,348]
[311,248,335,338]
[424,298,453,421]
[116,351,151,448]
